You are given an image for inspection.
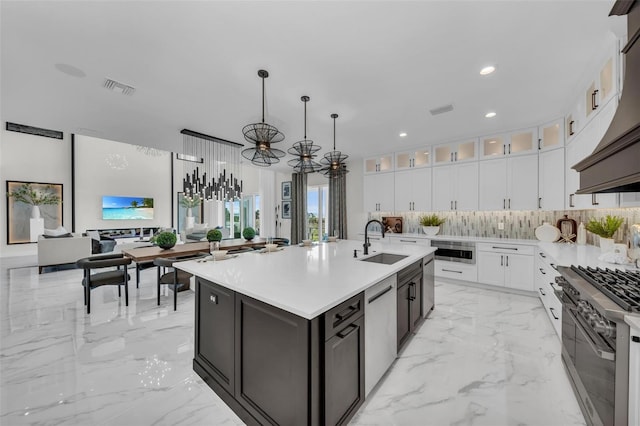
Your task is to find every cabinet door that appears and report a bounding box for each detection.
[507,154,538,210]
[508,128,537,156]
[394,170,414,212]
[479,158,507,210]
[505,254,534,292]
[455,162,479,211]
[434,145,453,164]
[196,278,235,394]
[539,119,564,151]
[364,158,379,174]
[432,166,454,211]
[412,167,431,211]
[378,173,395,212]
[477,251,505,286]
[481,135,506,159]
[539,148,565,210]
[363,174,379,212]
[325,315,365,426]
[397,283,411,350]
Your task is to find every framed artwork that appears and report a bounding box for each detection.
[177,192,203,233]
[281,201,291,219]
[6,180,63,244]
[281,181,292,200]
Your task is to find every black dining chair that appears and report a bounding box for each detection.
[154,253,208,311]
[76,253,132,314]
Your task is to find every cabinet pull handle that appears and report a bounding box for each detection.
[503,145,506,155]
[505,256,509,267]
[335,303,359,323]
[400,239,417,243]
[592,89,599,110]
[549,307,559,320]
[503,199,506,209]
[538,138,541,150]
[508,144,511,154]
[539,288,546,296]
[550,263,557,270]
[508,198,511,209]
[592,194,599,205]
[569,194,575,208]
[337,324,359,339]
[450,201,453,210]
[492,246,518,251]
[368,285,393,304]
[501,255,504,266]
[408,282,417,301]
[539,267,546,275]
[538,197,542,209]
[450,152,454,162]
[454,200,457,210]
[454,152,458,161]
[569,120,575,136]
[539,252,546,258]
[442,268,462,274]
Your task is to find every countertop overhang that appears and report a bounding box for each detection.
[176,239,435,319]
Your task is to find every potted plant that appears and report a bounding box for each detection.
[7,182,61,219]
[154,231,177,250]
[585,215,624,253]
[242,226,256,241]
[419,214,445,236]
[207,229,222,242]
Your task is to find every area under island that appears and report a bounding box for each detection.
[176,239,436,426]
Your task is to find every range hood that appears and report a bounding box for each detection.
[574,0,640,194]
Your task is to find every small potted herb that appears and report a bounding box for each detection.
[207,229,222,242]
[585,215,624,253]
[419,214,445,236]
[242,227,256,241]
[155,231,177,250]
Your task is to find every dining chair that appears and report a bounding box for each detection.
[76,253,132,314]
[154,253,208,310]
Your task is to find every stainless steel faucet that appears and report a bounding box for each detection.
[363,219,385,255]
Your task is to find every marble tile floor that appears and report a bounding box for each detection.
[0,255,585,426]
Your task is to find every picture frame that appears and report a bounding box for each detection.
[6,180,63,244]
[281,201,291,219]
[281,181,292,200]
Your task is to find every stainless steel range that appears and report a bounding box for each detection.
[556,265,640,426]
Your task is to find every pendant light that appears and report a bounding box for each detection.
[320,113,349,178]
[241,69,285,167]
[288,95,322,173]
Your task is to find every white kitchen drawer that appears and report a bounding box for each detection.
[386,235,430,246]
[435,260,477,282]
[477,242,534,255]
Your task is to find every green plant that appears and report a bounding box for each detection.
[242,227,256,240]
[584,215,624,239]
[7,183,61,206]
[180,195,201,208]
[207,229,222,242]
[418,214,445,227]
[155,231,177,248]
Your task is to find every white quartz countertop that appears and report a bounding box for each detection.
[362,232,538,246]
[537,242,638,270]
[626,315,640,332]
[176,239,435,320]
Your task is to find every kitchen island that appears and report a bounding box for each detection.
[176,239,435,426]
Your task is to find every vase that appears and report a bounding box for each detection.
[422,226,440,236]
[186,207,193,218]
[599,237,615,253]
[31,205,41,219]
[185,216,195,230]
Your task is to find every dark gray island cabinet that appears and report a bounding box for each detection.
[194,277,365,426]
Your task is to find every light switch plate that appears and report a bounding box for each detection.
[498,222,505,230]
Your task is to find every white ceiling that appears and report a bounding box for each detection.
[0,1,625,171]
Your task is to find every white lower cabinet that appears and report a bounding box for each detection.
[630,325,640,426]
[477,243,534,291]
[535,250,562,338]
[434,260,477,282]
[364,275,397,397]
[386,235,430,245]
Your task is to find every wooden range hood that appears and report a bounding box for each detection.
[574,0,640,194]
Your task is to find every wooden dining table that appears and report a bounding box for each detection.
[121,238,270,285]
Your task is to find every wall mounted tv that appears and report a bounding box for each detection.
[102,196,154,220]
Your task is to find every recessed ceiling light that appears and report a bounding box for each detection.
[399,132,407,137]
[480,65,496,75]
[485,112,497,118]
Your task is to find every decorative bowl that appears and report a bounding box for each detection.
[328,236,338,242]
[302,239,312,246]
[422,226,440,236]
[212,250,229,259]
[265,243,278,252]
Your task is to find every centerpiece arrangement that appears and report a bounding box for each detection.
[7,182,61,218]
[242,227,256,241]
[153,231,177,250]
[419,214,445,236]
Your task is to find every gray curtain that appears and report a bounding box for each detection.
[328,174,348,239]
[290,172,307,244]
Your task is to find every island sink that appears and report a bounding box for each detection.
[360,253,408,265]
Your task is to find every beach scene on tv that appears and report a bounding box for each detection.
[102,196,154,220]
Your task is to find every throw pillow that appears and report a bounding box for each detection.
[192,223,208,232]
[44,226,69,237]
[86,230,101,241]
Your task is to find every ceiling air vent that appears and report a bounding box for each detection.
[103,78,136,96]
[429,104,454,116]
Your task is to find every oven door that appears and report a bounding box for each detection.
[567,308,615,426]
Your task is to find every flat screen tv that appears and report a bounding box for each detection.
[102,196,154,220]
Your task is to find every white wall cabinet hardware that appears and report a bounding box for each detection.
[432,162,478,211]
[477,243,534,291]
[480,128,537,159]
[395,149,430,170]
[434,260,477,282]
[478,154,538,211]
[394,168,431,212]
[363,173,394,212]
[565,97,619,209]
[538,119,564,151]
[535,249,562,339]
[433,139,477,165]
[364,154,394,174]
[538,148,565,210]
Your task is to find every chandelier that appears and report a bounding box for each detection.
[320,113,349,178]
[180,129,243,202]
[288,95,322,173]
[241,69,285,167]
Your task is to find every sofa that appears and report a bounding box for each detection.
[38,234,92,273]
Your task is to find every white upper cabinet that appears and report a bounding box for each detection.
[395,148,430,170]
[394,168,431,212]
[480,128,537,159]
[478,155,538,211]
[433,162,478,211]
[363,173,395,212]
[538,148,565,210]
[585,57,616,121]
[433,139,477,165]
[364,154,394,174]
[538,119,564,152]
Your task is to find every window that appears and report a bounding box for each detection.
[225,199,241,238]
[241,194,260,235]
[307,185,329,241]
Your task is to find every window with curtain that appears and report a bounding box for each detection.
[307,184,329,241]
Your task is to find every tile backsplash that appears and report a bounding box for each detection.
[370,208,640,245]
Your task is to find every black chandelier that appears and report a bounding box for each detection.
[288,95,322,173]
[241,69,285,167]
[320,113,349,178]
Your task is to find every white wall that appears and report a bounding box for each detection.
[0,124,73,257]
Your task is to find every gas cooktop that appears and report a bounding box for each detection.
[571,265,640,313]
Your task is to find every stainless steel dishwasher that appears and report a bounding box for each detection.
[364,274,397,397]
